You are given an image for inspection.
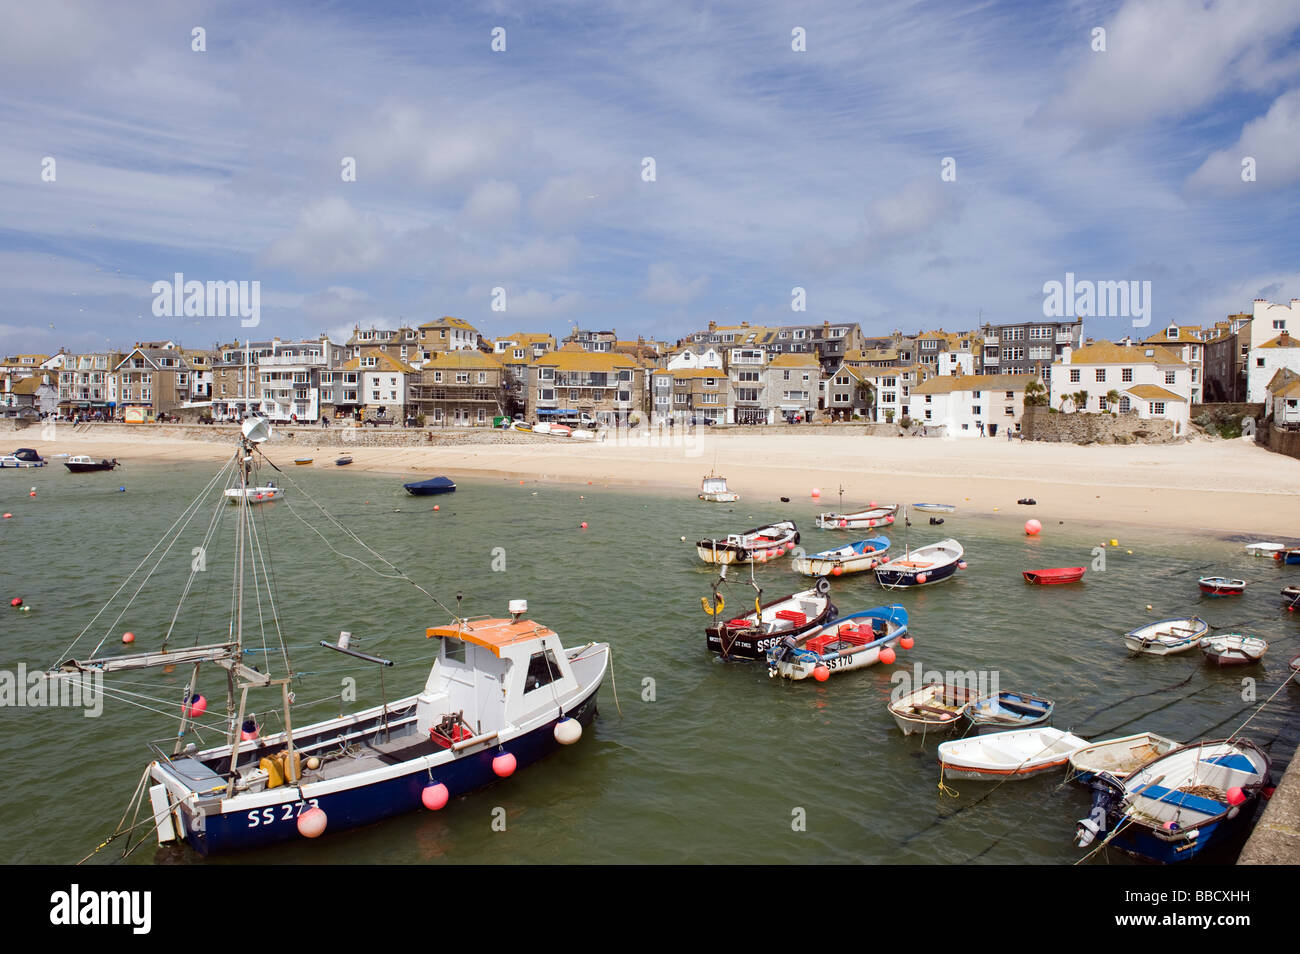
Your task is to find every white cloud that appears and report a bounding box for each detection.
[1186,88,1300,194]
[642,262,708,304]
[459,180,521,229]
[261,197,391,275]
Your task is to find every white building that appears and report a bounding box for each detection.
[937,350,975,376]
[908,373,1039,438]
[1245,300,1300,403]
[665,345,724,371]
[1051,342,1191,430]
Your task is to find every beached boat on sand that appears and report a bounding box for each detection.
[1074,739,1272,862]
[704,579,835,660]
[1123,616,1209,656]
[765,605,907,681]
[1200,634,1267,666]
[696,520,799,565]
[887,682,980,736]
[937,727,1089,781]
[698,473,739,503]
[791,537,889,577]
[1023,566,1085,585]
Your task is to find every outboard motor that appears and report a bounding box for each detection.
[767,634,801,677]
[1075,773,1126,848]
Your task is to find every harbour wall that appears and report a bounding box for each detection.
[1238,749,1300,864]
[1256,422,1300,462]
[1020,406,1178,444]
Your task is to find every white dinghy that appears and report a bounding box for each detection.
[937,727,1089,782]
[1122,616,1209,656]
[1066,732,1179,785]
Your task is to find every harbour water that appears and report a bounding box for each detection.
[1,461,1296,864]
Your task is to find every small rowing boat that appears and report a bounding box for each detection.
[790,536,889,577]
[765,605,907,681]
[1067,732,1179,785]
[696,520,799,565]
[1123,616,1209,656]
[1277,548,1300,565]
[911,503,955,514]
[1284,585,1300,611]
[1198,577,1246,597]
[335,455,353,466]
[1200,634,1267,666]
[962,689,1054,733]
[293,457,313,465]
[1023,566,1085,585]
[887,682,980,736]
[937,727,1089,781]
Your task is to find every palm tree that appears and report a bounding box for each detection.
[1105,389,1121,413]
[1070,389,1089,412]
[1024,380,1048,407]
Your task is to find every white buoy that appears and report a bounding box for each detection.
[554,717,582,745]
[297,807,328,838]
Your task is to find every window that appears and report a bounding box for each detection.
[433,371,443,383]
[617,390,631,403]
[1028,326,1051,339]
[972,390,981,398]
[925,395,932,404]
[570,389,579,401]
[1120,397,1131,413]
[1069,369,1081,383]
[478,372,487,383]
[1005,390,1014,399]
[538,388,554,401]
[1274,320,1286,330]
[1151,402,1165,416]
[1005,406,1014,416]
[1001,347,1024,361]
[1122,368,1133,382]
[1257,358,1265,367]
[924,410,932,420]
[1007,328,1025,341]
[972,406,982,416]
[1165,371,1176,385]
[1095,369,1106,382]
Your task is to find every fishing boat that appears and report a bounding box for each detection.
[1244,542,1285,557]
[1283,585,1300,610]
[63,455,119,473]
[937,728,1089,781]
[873,538,964,589]
[293,457,313,465]
[1067,732,1180,785]
[790,537,889,577]
[962,689,1054,733]
[1073,739,1272,862]
[703,578,835,660]
[0,447,45,467]
[1123,616,1209,656]
[911,503,955,514]
[1198,577,1246,597]
[887,682,981,736]
[403,476,456,496]
[47,418,609,856]
[765,605,907,681]
[696,520,799,565]
[335,455,353,466]
[698,472,739,503]
[224,483,283,504]
[1278,548,1300,565]
[815,505,897,530]
[1200,634,1267,666]
[1023,566,1085,585]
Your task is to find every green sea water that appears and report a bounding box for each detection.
[1,458,1297,865]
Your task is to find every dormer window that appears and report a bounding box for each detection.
[1166,327,1178,339]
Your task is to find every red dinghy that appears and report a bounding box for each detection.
[1023,567,1086,585]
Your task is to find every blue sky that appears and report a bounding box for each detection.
[2,0,1299,355]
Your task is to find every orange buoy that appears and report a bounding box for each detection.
[813,665,830,681]
[10,597,22,607]
[433,505,440,511]
[831,566,843,576]
[580,521,587,529]
[916,573,927,584]
[122,631,135,644]
[900,635,914,650]
[1025,519,1042,535]
[184,694,207,717]
[879,646,897,665]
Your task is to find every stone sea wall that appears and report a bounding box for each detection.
[1020,406,1178,444]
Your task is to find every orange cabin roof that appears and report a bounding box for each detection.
[425,618,555,656]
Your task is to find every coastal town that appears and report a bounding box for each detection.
[4,297,1299,441]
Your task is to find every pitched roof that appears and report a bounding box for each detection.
[1061,342,1187,366]
[1143,326,1207,345]
[531,349,644,371]
[419,316,479,333]
[1258,332,1300,349]
[911,373,1039,395]
[1124,384,1186,402]
[340,350,417,373]
[9,376,50,395]
[419,350,502,370]
[768,353,821,369]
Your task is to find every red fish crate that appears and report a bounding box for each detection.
[774,609,807,626]
[430,723,475,749]
[807,621,873,656]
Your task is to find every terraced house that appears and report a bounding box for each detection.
[418,316,484,357]
[1050,341,1191,431]
[58,351,124,416]
[337,348,417,423]
[908,373,1041,438]
[648,368,729,424]
[113,346,194,419]
[409,350,507,426]
[527,345,645,425]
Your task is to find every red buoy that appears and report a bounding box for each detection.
[879,647,897,665]
[298,807,327,838]
[421,782,449,810]
[813,665,830,682]
[492,752,517,777]
[900,636,914,650]
[9,597,21,607]
[122,631,135,644]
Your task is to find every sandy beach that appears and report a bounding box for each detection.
[23,426,1300,536]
